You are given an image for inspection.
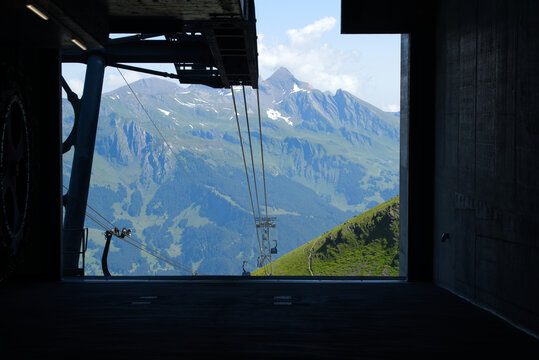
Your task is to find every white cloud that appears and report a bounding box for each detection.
[286,16,336,46]
[61,68,151,98]
[63,78,84,98]
[258,18,366,99]
[103,69,145,93]
[385,104,400,112]
[257,17,402,110]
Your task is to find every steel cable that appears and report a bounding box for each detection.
[256,88,272,274]
[241,85,263,225]
[115,67,197,186]
[84,211,194,274]
[230,86,263,257]
[63,185,196,274]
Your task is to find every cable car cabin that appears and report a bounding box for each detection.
[270,240,277,254]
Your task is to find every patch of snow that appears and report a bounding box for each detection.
[189,124,194,129]
[174,98,196,108]
[194,98,208,103]
[128,263,139,273]
[158,108,171,116]
[266,109,293,126]
[291,83,309,94]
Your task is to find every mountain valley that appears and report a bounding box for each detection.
[62,67,400,275]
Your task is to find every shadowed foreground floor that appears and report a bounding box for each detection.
[1,279,537,358]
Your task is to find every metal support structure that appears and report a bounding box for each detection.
[101,227,131,277]
[61,77,81,154]
[62,53,105,276]
[62,41,212,64]
[102,230,113,277]
[256,216,276,273]
[61,227,88,276]
[241,260,250,276]
[110,63,182,80]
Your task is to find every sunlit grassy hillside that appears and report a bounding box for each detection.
[253,196,400,276]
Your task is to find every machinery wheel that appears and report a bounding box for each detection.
[0,81,31,280]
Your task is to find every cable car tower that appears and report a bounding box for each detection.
[256,216,276,273]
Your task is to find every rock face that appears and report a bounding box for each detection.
[61,67,400,276]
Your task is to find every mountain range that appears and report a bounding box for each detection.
[62,67,400,275]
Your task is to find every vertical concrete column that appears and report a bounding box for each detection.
[399,34,410,277]
[62,53,105,276]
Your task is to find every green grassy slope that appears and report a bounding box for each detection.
[252,196,400,276]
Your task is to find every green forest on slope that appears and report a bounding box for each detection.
[252,196,400,276]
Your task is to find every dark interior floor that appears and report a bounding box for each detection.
[1,279,537,358]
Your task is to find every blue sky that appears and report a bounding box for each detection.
[62,0,400,111]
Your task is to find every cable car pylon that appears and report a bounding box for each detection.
[256,216,276,269]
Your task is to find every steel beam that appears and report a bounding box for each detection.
[62,41,213,64]
[62,53,105,276]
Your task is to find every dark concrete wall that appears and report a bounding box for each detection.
[399,34,410,277]
[433,0,539,334]
[342,0,439,281]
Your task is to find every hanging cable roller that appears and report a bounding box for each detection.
[64,184,197,275]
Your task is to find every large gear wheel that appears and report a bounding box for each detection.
[0,90,31,277]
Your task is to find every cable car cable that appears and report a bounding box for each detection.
[114,69,273,273]
[115,67,197,186]
[65,185,197,274]
[241,85,263,226]
[230,86,263,257]
[84,210,195,274]
[256,88,269,224]
[256,88,273,274]
[84,211,194,274]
